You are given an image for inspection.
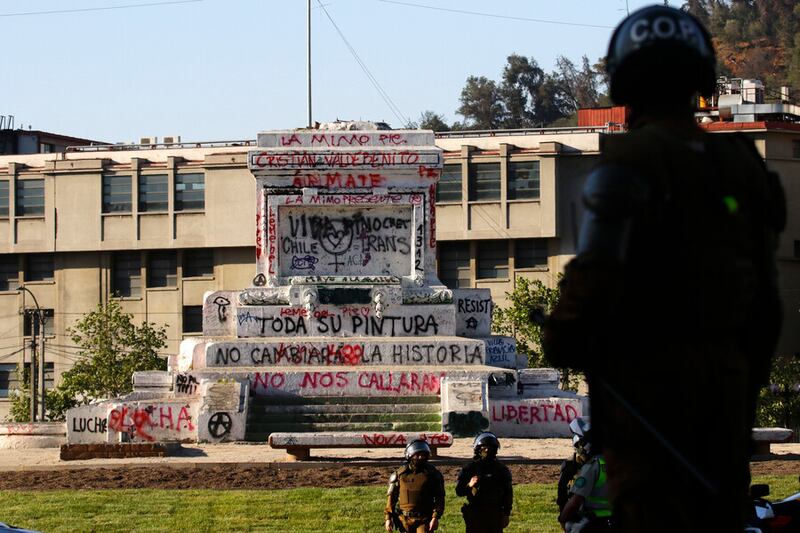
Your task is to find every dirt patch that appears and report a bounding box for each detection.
[0,460,796,491]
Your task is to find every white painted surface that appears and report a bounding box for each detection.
[453,289,493,337]
[67,404,111,444]
[235,304,456,338]
[489,398,583,438]
[202,291,237,337]
[197,379,248,443]
[107,400,200,443]
[256,130,435,149]
[268,431,453,448]
[205,337,485,367]
[480,337,517,368]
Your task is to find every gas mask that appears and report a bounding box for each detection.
[409,452,429,470]
[478,445,497,461]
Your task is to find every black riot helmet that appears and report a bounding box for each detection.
[405,439,431,461]
[606,6,716,108]
[473,432,500,459]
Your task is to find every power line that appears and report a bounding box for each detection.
[377,0,614,29]
[0,0,203,18]
[316,0,411,127]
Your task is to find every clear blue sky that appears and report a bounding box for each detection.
[1,0,661,143]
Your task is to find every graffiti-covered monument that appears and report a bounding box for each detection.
[67,124,584,446]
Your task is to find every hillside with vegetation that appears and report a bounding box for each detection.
[418,1,799,131]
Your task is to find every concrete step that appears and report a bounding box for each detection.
[250,395,440,406]
[244,421,442,440]
[252,403,440,414]
[247,413,441,426]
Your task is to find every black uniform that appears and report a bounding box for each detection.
[544,122,785,533]
[456,457,513,533]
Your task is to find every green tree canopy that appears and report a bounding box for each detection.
[15,300,169,421]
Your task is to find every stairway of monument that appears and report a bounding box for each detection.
[244,395,442,441]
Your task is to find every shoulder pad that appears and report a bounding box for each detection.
[389,472,398,483]
[583,164,649,220]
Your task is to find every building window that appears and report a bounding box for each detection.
[0,180,9,217]
[25,253,54,282]
[477,240,509,279]
[792,140,800,158]
[437,164,462,202]
[112,252,141,297]
[508,161,540,200]
[148,251,177,288]
[139,174,168,212]
[184,249,213,278]
[175,173,205,211]
[794,239,800,258]
[23,309,54,337]
[183,305,203,334]
[469,163,501,201]
[0,363,54,399]
[438,242,471,289]
[39,143,55,154]
[0,364,18,398]
[102,175,132,213]
[0,255,19,291]
[16,179,44,216]
[515,239,548,269]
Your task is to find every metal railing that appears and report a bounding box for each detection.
[66,139,257,153]
[435,124,623,139]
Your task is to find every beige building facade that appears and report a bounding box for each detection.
[0,124,798,419]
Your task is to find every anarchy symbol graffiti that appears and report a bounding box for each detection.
[208,412,233,439]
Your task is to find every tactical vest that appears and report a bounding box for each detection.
[397,465,436,515]
[585,457,612,518]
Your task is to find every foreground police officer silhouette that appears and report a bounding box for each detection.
[543,5,785,533]
[385,440,445,532]
[456,432,513,532]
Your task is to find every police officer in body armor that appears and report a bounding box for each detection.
[385,440,445,532]
[543,6,785,533]
[559,418,612,533]
[456,432,513,532]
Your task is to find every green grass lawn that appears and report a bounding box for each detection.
[0,477,796,533]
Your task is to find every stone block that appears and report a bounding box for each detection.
[256,130,436,149]
[441,378,491,438]
[202,290,237,337]
[67,404,111,444]
[132,371,173,392]
[268,431,452,448]
[205,337,485,368]
[480,337,517,368]
[107,400,199,443]
[489,398,583,438]
[453,289,492,337]
[235,304,455,338]
[197,379,248,443]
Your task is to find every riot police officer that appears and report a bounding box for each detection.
[543,5,785,533]
[558,418,611,533]
[456,432,513,532]
[385,439,445,532]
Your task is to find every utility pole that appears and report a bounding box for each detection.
[19,286,43,422]
[39,312,46,421]
[29,309,37,422]
[307,0,313,128]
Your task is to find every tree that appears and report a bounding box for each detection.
[498,54,545,128]
[29,300,167,420]
[415,110,451,132]
[492,277,560,368]
[756,355,800,430]
[456,76,502,129]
